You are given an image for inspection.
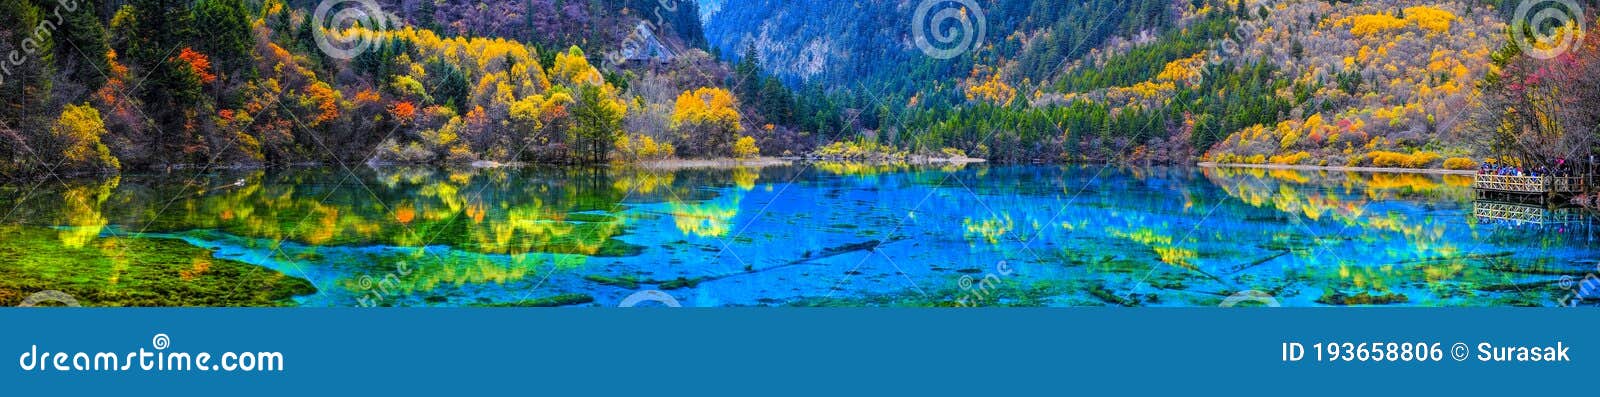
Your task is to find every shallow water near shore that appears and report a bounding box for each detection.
[2,164,1597,307]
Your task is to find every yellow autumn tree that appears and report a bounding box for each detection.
[670,87,743,157]
[1341,14,1407,37]
[1403,6,1456,35]
[615,133,676,162]
[964,67,1016,105]
[50,104,120,173]
[732,136,760,159]
[550,46,604,86]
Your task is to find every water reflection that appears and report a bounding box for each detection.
[1,164,1595,307]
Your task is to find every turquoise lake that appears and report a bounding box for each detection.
[2,163,1597,307]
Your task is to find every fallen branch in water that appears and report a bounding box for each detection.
[1475,278,1567,292]
[1221,250,1290,274]
[1395,252,1513,265]
[1087,283,1137,307]
[597,237,911,290]
[1488,264,1596,277]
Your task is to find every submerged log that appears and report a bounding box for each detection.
[1221,250,1290,274]
[1394,252,1514,265]
[633,237,912,290]
[1487,264,1596,277]
[1475,278,1567,292]
[1087,283,1136,307]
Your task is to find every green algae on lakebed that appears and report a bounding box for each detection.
[0,226,315,306]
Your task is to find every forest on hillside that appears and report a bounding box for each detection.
[2,0,1598,180]
[708,0,1600,168]
[0,0,767,180]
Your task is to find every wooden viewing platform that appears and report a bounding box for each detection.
[1472,174,1592,203]
[1472,175,1588,194]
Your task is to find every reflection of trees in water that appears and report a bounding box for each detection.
[55,176,119,248]
[614,166,764,239]
[9,164,1591,306]
[1198,166,1597,304]
[22,167,637,258]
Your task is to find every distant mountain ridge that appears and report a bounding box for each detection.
[370,0,709,55]
[698,0,1522,165]
[703,0,1175,95]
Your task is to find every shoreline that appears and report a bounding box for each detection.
[630,157,795,170]
[8,159,1488,182]
[1198,162,1477,176]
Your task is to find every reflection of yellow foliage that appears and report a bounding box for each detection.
[179,257,212,281]
[613,169,676,194]
[1358,173,1441,193]
[670,192,743,238]
[1107,226,1196,270]
[731,167,759,191]
[391,252,592,294]
[1268,169,1310,184]
[1154,246,1198,269]
[56,177,119,248]
[303,208,341,245]
[1108,227,1172,246]
[963,214,1015,245]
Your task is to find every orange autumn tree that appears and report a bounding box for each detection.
[389,101,417,126]
[175,47,217,85]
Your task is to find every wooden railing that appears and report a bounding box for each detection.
[1472,175,1588,194]
[1473,201,1592,225]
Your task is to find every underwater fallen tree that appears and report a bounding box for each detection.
[1220,250,1291,274]
[584,237,912,290]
